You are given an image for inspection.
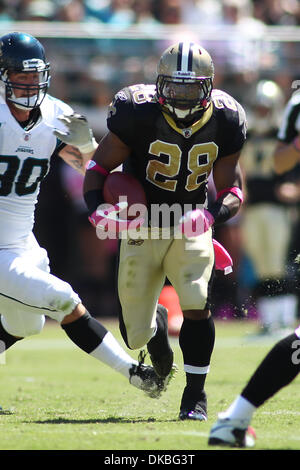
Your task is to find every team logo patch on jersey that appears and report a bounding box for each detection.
[15,145,34,154]
[182,128,193,138]
[116,91,127,101]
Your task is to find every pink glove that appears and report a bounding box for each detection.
[89,202,144,237]
[212,239,233,275]
[180,208,215,238]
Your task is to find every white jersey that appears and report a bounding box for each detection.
[0,94,73,248]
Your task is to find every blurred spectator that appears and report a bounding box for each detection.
[85,0,135,26]
[218,0,267,74]
[0,0,13,21]
[133,0,160,27]
[56,0,86,22]
[221,0,258,26]
[180,0,222,26]
[252,0,300,25]
[22,0,57,20]
[154,0,182,24]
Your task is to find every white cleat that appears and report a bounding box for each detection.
[208,416,256,448]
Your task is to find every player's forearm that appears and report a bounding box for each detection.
[273,138,300,174]
[210,155,243,223]
[83,131,131,214]
[83,159,109,215]
[59,145,96,176]
[208,191,242,225]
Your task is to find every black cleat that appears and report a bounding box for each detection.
[129,350,176,399]
[147,304,174,378]
[179,388,207,421]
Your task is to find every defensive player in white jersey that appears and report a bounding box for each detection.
[0,31,174,404]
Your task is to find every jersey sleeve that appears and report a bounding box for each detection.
[106,88,136,146]
[277,92,300,143]
[219,100,247,158]
[212,90,247,158]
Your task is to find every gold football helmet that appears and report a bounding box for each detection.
[156,41,214,124]
[249,80,284,135]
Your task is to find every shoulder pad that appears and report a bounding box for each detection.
[127,84,157,106]
[212,89,239,112]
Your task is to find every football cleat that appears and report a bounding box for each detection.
[179,388,207,421]
[129,350,177,399]
[208,416,256,447]
[147,304,174,378]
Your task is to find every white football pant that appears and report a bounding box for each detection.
[0,234,81,338]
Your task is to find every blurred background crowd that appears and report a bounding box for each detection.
[1,0,300,25]
[0,0,300,335]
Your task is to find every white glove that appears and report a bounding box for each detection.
[53,113,98,154]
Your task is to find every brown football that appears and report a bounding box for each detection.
[103,171,147,220]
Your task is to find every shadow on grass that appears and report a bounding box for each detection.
[29,416,179,425]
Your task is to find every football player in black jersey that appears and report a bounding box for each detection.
[241,80,298,336]
[208,85,300,448]
[83,41,246,421]
[274,88,300,175]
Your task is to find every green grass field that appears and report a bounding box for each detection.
[0,318,299,451]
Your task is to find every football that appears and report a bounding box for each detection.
[103,171,147,220]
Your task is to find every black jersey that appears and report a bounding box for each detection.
[276,90,300,184]
[107,84,246,211]
[241,131,286,205]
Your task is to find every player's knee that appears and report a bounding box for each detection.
[24,319,45,337]
[127,336,145,350]
[127,328,154,350]
[60,303,86,325]
[2,315,45,338]
[46,284,82,323]
[50,285,80,312]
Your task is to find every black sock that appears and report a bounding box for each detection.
[179,316,215,394]
[61,312,108,354]
[242,333,300,407]
[0,318,23,351]
[147,304,172,358]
